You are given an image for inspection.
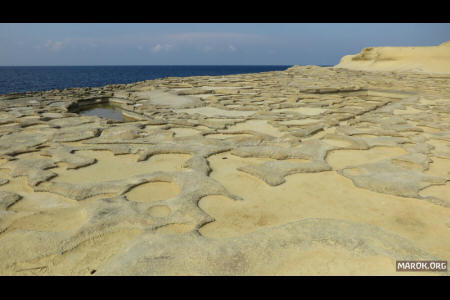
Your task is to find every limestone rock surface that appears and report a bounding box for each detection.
[0,62,449,275]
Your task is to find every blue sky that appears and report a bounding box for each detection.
[0,23,449,66]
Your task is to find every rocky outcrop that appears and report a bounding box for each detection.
[0,63,449,275]
[334,41,450,74]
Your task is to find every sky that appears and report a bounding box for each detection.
[0,23,449,66]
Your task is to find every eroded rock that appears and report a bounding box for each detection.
[1,63,449,275]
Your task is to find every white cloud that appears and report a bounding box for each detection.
[35,39,69,52]
[152,44,162,53]
[151,43,173,53]
[153,32,262,54]
[51,41,64,51]
[30,31,264,55]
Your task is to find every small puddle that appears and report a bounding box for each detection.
[78,103,131,122]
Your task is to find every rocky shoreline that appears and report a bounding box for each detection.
[0,64,449,275]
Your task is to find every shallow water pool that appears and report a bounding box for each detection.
[78,103,129,122]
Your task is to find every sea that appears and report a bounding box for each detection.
[0,65,292,95]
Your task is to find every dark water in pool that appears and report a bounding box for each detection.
[0,65,292,95]
[79,106,125,121]
[77,102,139,122]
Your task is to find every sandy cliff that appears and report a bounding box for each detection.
[334,41,450,74]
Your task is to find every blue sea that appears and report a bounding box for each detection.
[0,65,292,95]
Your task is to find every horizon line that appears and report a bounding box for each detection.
[0,64,300,67]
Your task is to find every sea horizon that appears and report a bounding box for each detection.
[0,64,297,67]
[0,65,320,95]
